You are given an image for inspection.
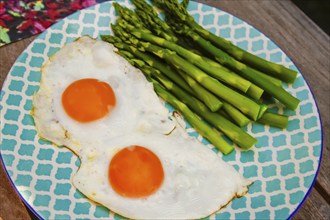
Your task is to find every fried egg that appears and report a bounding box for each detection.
[32,36,250,219]
[33,36,175,154]
[74,129,249,219]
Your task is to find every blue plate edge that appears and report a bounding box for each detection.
[0,1,324,219]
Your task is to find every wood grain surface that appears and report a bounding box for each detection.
[0,0,329,219]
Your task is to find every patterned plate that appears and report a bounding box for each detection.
[0,1,322,219]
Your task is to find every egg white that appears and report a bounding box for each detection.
[73,128,250,219]
[33,36,175,155]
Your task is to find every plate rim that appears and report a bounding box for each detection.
[0,1,324,219]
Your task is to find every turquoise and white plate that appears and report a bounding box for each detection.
[0,1,322,219]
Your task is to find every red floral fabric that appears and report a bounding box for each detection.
[0,0,107,47]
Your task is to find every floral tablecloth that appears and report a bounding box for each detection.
[0,0,108,47]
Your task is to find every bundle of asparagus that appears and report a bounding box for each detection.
[101,0,300,154]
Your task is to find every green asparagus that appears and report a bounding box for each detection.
[153,69,257,149]
[131,30,252,93]
[257,112,289,129]
[153,0,298,83]
[178,26,300,110]
[137,41,264,120]
[153,81,235,154]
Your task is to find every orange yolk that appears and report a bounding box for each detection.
[109,146,164,198]
[62,78,116,122]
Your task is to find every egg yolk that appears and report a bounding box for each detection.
[62,78,116,122]
[109,146,164,198]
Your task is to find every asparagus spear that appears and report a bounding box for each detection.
[112,2,144,28]
[153,0,298,83]
[174,25,300,110]
[251,69,283,87]
[131,30,252,93]
[201,55,265,100]
[221,102,250,127]
[132,41,264,120]
[246,83,264,101]
[114,10,265,99]
[135,10,178,42]
[193,25,297,83]
[132,0,177,39]
[152,68,257,149]
[119,0,194,50]
[257,112,289,129]
[153,83,234,154]
[115,18,151,34]
[174,69,223,112]
[111,24,265,120]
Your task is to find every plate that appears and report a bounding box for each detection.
[0,1,322,219]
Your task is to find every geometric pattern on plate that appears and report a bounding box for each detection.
[0,1,322,219]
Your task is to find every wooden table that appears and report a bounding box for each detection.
[0,0,329,219]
